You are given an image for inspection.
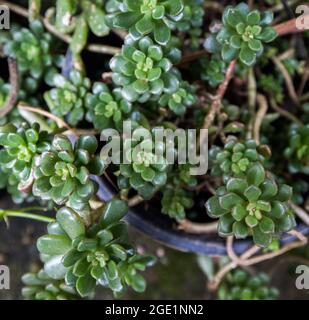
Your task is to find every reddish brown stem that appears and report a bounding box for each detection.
[0,58,19,117]
[202,59,237,130]
[274,17,308,36]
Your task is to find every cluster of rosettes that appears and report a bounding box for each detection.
[204,2,277,66]
[0,21,63,84]
[117,128,169,199]
[85,82,132,131]
[44,70,91,126]
[209,138,265,182]
[0,123,51,190]
[32,135,106,212]
[218,269,279,300]
[172,164,198,187]
[161,187,193,219]
[206,162,296,247]
[107,0,184,45]
[110,35,181,103]
[22,270,79,300]
[200,57,227,88]
[173,0,205,49]
[158,80,197,115]
[37,201,155,297]
[284,124,309,175]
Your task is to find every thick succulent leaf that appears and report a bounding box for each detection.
[239,44,256,66]
[244,185,262,202]
[113,12,141,29]
[219,193,243,210]
[56,207,86,240]
[76,272,96,297]
[260,179,278,200]
[206,196,229,217]
[100,199,129,226]
[154,20,170,45]
[253,227,272,247]
[274,184,292,202]
[44,255,67,280]
[259,216,275,234]
[246,163,265,186]
[37,234,71,256]
[231,204,247,221]
[218,214,234,236]
[233,221,249,239]
[226,178,248,195]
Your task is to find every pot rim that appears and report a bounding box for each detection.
[95,176,309,256]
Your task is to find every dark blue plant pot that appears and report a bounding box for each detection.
[95,176,309,256]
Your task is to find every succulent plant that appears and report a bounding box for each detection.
[106,0,184,45]
[158,80,197,115]
[22,269,80,300]
[161,186,193,219]
[0,166,36,204]
[0,21,63,84]
[284,124,309,175]
[110,35,181,102]
[172,164,198,187]
[44,70,92,126]
[218,269,279,300]
[55,0,110,36]
[204,3,277,66]
[0,123,51,190]
[259,74,284,103]
[173,0,204,49]
[200,57,227,88]
[85,83,132,131]
[209,138,266,182]
[117,128,169,199]
[206,163,296,247]
[32,135,105,210]
[37,202,155,297]
[1,0,308,302]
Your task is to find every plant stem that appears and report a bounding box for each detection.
[202,59,237,131]
[209,229,307,290]
[178,220,218,234]
[18,107,53,132]
[128,195,144,207]
[0,58,19,117]
[272,56,299,106]
[273,16,309,36]
[269,97,303,125]
[254,94,268,145]
[0,210,54,223]
[247,67,257,139]
[18,102,76,134]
